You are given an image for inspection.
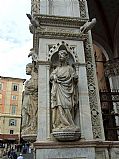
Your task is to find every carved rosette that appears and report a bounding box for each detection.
[84,35,103,139]
[105,59,119,77]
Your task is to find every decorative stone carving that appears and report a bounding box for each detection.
[21,63,38,135]
[79,0,87,18]
[105,59,119,77]
[31,0,40,15]
[50,48,80,141]
[31,14,103,140]
[84,35,103,139]
[26,14,39,28]
[34,15,89,40]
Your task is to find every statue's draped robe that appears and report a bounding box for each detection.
[50,65,78,129]
[22,73,38,134]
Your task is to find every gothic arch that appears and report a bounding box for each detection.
[93,40,109,61]
[92,33,112,60]
[47,41,79,66]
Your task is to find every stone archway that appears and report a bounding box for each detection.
[93,43,118,140]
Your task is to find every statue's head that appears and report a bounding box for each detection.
[58,50,69,63]
[26,63,33,75]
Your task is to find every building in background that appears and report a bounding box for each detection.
[0,76,25,148]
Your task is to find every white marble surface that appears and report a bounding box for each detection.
[37,38,94,141]
[40,0,80,17]
[36,147,95,159]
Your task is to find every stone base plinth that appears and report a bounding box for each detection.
[22,134,37,142]
[51,131,81,141]
[34,140,119,159]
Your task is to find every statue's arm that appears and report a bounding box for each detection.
[50,68,57,82]
[70,67,78,82]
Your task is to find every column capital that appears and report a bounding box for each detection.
[105,58,119,77]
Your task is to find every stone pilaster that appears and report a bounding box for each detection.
[79,0,88,18]
[84,33,105,139]
[31,0,40,16]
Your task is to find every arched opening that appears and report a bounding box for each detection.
[93,44,118,140]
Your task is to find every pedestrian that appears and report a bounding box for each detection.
[13,151,17,159]
[17,153,24,159]
[8,150,11,158]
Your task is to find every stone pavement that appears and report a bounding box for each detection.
[1,152,34,159]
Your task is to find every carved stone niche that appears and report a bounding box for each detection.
[48,41,81,141]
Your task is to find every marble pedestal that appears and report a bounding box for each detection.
[34,140,95,159]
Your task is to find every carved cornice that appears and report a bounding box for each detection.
[37,60,51,65]
[105,59,119,77]
[34,14,88,28]
[32,15,88,40]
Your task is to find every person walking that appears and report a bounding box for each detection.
[17,153,24,159]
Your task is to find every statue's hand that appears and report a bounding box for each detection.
[50,74,57,83]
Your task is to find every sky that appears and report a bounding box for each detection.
[0,0,33,79]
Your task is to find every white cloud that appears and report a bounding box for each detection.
[0,0,32,79]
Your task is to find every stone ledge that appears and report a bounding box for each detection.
[34,140,119,149]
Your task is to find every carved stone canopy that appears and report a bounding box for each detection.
[47,41,79,68]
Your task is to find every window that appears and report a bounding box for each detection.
[9,119,17,126]
[0,83,3,90]
[11,105,16,114]
[12,84,19,91]
[10,130,14,134]
[12,95,17,100]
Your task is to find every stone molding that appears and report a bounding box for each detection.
[37,60,51,65]
[34,140,119,149]
[33,15,88,40]
[32,15,88,53]
[35,14,88,27]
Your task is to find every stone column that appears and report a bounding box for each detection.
[37,61,51,141]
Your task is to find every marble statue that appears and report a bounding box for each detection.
[79,18,96,35]
[26,13,39,28]
[50,49,79,132]
[22,63,38,135]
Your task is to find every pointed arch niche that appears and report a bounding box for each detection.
[38,38,94,141]
[47,41,78,73]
